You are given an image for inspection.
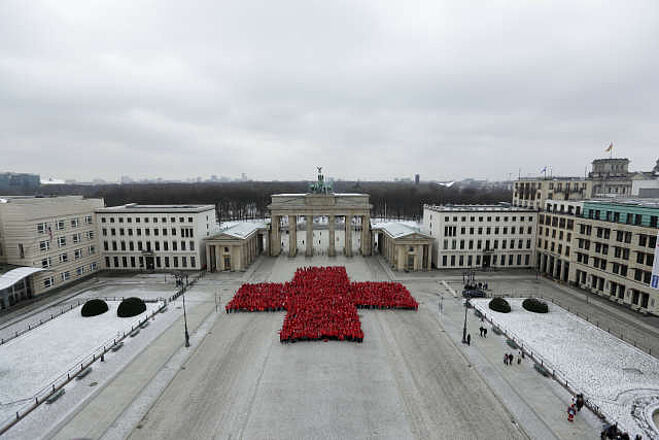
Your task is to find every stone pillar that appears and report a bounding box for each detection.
[427,244,432,270]
[306,215,313,257]
[206,243,212,272]
[270,215,281,256]
[220,246,224,272]
[328,215,336,257]
[289,215,297,257]
[345,215,353,257]
[360,214,371,256]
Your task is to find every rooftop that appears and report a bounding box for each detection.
[516,177,587,181]
[424,204,536,213]
[212,221,267,239]
[585,198,659,209]
[97,203,215,213]
[372,222,431,239]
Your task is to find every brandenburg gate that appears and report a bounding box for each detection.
[268,168,372,257]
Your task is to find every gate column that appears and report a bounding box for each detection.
[328,215,336,257]
[306,215,313,257]
[289,215,297,257]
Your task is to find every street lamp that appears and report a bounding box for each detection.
[461,299,469,344]
[181,283,190,347]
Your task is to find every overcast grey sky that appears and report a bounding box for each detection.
[1,1,658,182]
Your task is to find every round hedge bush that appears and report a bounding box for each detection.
[488,297,511,313]
[522,298,549,314]
[117,297,147,318]
[81,299,109,317]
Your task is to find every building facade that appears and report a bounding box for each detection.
[372,223,433,271]
[205,222,267,272]
[96,204,218,272]
[571,200,658,315]
[0,196,104,297]
[423,204,537,269]
[512,177,591,210]
[589,158,632,196]
[536,201,583,282]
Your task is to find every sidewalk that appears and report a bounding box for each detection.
[47,288,218,440]
[427,291,601,439]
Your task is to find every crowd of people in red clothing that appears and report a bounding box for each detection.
[225,266,418,343]
[225,282,287,312]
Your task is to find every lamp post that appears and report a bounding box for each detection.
[462,299,469,344]
[182,284,190,347]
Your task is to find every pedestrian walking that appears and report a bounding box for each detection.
[467,334,471,345]
[483,328,487,338]
[479,326,483,337]
[508,354,513,366]
[504,354,509,365]
[567,404,576,422]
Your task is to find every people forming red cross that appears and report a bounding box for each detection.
[226,266,418,343]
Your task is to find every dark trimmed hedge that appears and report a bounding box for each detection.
[81,299,109,317]
[522,298,549,313]
[117,297,147,318]
[488,297,511,313]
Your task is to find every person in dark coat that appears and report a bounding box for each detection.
[483,327,487,337]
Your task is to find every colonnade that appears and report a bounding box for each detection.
[269,213,371,257]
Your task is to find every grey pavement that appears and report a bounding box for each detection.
[125,255,526,440]
[5,257,652,439]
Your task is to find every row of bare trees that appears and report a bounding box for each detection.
[32,181,511,222]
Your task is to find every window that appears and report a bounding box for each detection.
[85,215,93,225]
[59,253,68,263]
[40,240,50,251]
[37,222,47,234]
[90,262,97,271]
[74,249,83,259]
[61,271,70,281]
[41,257,52,268]
[182,256,188,268]
[89,245,96,254]
[172,241,177,251]
[181,241,186,251]
[56,219,65,230]
[43,276,54,288]
[86,231,95,240]
[71,218,79,228]
[72,233,81,244]
[76,266,85,276]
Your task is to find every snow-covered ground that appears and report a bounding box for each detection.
[472,298,659,439]
[0,301,159,424]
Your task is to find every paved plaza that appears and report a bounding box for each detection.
[3,257,659,439]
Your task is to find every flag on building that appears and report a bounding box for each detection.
[540,166,547,173]
[605,142,613,152]
[651,230,659,290]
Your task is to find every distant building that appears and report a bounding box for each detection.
[0,195,104,308]
[414,174,420,185]
[0,172,40,192]
[589,158,633,196]
[96,204,218,272]
[423,204,537,269]
[513,177,592,210]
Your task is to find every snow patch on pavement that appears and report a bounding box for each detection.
[472,298,659,439]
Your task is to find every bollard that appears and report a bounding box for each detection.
[52,384,55,391]
[67,373,70,380]
[101,353,105,362]
[36,397,38,404]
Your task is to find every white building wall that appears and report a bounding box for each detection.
[423,205,537,269]
[97,206,218,272]
[0,196,104,295]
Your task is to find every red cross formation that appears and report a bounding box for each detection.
[226,266,418,343]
